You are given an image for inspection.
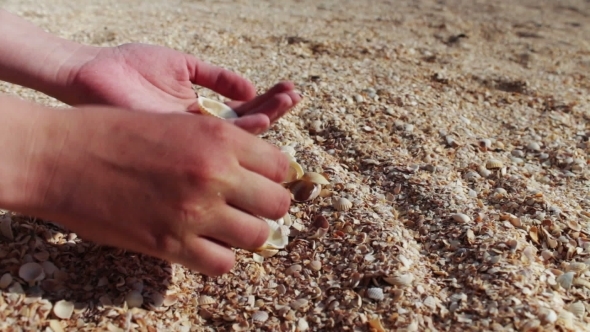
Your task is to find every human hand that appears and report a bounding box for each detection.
[62,43,301,134]
[14,104,291,276]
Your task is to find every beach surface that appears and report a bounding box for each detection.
[1,0,589,330]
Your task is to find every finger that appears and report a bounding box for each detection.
[226,169,291,220]
[185,54,257,101]
[232,81,295,114]
[199,207,272,251]
[247,91,302,124]
[227,113,270,135]
[233,135,291,183]
[179,235,236,276]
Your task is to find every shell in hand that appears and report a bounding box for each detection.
[195,96,238,119]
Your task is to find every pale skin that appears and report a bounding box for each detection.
[0,9,302,276]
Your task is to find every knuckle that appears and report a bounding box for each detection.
[269,187,291,220]
[273,150,290,183]
[208,119,234,146]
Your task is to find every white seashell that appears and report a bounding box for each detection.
[485,159,503,170]
[451,213,471,223]
[538,307,557,325]
[557,272,575,290]
[285,160,304,183]
[252,253,265,263]
[289,298,309,310]
[252,310,269,323]
[254,218,289,254]
[301,172,330,185]
[297,318,309,331]
[366,287,384,301]
[125,290,143,308]
[49,320,65,332]
[566,301,585,318]
[19,262,45,284]
[53,300,75,319]
[464,171,481,181]
[384,273,414,288]
[163,294,179,307]
[424,296,436,309]
[195,96,238,119]
[333,197,353,211]
[477,165,492,177]
[0,273,12,289]
[280,145,297,158]
[526,141,541,151]
[198,295,216,305]
[309,260,322,271]
[285,264,302,276]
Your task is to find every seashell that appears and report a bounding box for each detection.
[309,260,322,271]
[282,214,292,227]
[485,159,503,170]
[198,295,216,306]
[289,298,308,310]
[284,160,304,184]
[163,294,179,307]
[384,273,414,288]
[300,172,330,185]
[538,307,557,325]
[297,318,309,331]
[451,213,471,223]
[333,197,353,211]
[526,141,541,151]
[194,96,238,119]
[232,321,251,331]
[254,218,289,254]
[48,320,64,332]
[423,296,436,309]
[566,301,585,318]
[41,261,58,277]
[252,310,269,323]
[556,271,575,290]
[285,264,302,276]
[366,287,384,301]
[125,290,143,308]
[19,262,45,284]
[313,215,329,229]
[53,300,75,319]
[567,219,581,232]
[256,249,279,259]
[464,171,481,181]
[280,145,297,158]
[0,273,12,289]
[477,165,492,177]
[288,180,321,202]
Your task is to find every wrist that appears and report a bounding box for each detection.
[0,95,70,216]
[0,10,100,103]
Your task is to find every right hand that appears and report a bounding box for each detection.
[31,106,291,276]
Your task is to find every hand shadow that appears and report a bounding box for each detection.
[0,212,173,324]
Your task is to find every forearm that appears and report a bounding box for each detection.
[0,93,58,214]
[0,9,98,102]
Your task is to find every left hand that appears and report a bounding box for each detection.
[62,43,301,134]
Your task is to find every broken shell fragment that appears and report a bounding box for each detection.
[195,96,238,119]
[285,161,305,183]
[53,300,75,319]
[289,180,321,202]
[451,213,471,223]
[384,274,414,288]
[198,295,216,306]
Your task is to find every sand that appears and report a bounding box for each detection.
[0,0,589,331]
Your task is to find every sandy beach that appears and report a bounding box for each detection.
[1,0,589,330]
